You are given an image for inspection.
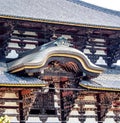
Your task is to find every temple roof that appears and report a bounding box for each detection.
[0,0,120,29]
[7,38,104,75]
[0,71,46,87]
[80,69,120,91]
[0,62,46,87]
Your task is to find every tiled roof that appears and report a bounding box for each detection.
[0,62,46,87]
[0,0,120,28]
[69,0,120,17]
[80,69,120,91]
[0,71,46,87]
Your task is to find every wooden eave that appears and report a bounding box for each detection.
[79,83,120,92]
[1,15,120,31]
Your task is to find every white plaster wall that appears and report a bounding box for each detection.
[3,93,18,98]
[85,118,97,123]
[26,117,41,123]
[103,118,116,123]
[67,118,79,123]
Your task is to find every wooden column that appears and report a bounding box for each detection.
[59,81,66,123]
[113,95,120,123]
[19,90,25,123]
[96,93,110,123]
[96,94,103,123]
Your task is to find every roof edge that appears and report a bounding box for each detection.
[68,0,120,17]
[0,15,120,30]
[79,83,120,92]
[0,83,46,87]
[8,49,104,74]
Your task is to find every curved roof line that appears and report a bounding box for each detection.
[8,46,104,74]
[1,15,120,31]
[0,83,46,87]
[79,83,120,92]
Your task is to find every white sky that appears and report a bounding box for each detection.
[82,0,120,11]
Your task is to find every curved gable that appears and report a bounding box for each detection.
[7,45,104,75]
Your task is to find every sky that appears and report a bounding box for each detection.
[82,0,120,11]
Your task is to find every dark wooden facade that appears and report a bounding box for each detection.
[0,19,120,66]
[0,13,120,123]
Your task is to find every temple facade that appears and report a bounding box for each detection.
[0,0,120,123]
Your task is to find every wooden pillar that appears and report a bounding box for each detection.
[19,90,25,123]
[96,93,109,123]
[59,81,66,123]
[96,94,103,123]
[113,96,120,123]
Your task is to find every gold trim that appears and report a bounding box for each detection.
[10,53,103,74]
[0,83,46,87]
[0,15,120,30]
[79,83,120,92]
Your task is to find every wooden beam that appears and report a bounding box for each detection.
[0,98,22,102]
[0,106,18,109]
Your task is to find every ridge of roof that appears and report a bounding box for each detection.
[68,0,120,17]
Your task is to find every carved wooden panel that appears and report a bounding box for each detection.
[21,89,37,120]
